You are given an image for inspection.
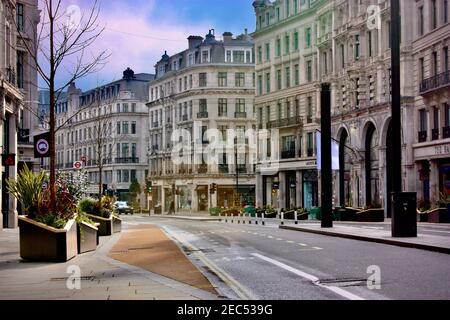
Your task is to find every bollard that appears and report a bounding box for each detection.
[238,214,241,224]
[262,211,266,226]
[225,213,228,223]
[294,210,298,225]
[281,210,284,225]
[255,213,258,225]
[249,214,252,224]
[242,214,245,224]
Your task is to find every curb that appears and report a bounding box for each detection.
[150,215,222,222]
[279,225,450,255]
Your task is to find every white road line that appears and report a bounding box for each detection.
[276,238,283,241]
[421,229,450,234]
[287,241,295,244]
[298,243,307,246]
[312,247,323,250]
[267,236,274,239]
[251,253,365,301]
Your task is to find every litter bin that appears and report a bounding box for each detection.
[310,207,321,220]
[154,204,162,215]
[391,192,417,237]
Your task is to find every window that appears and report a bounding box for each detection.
[368,31,373,57]
[122,143,129,158]
[444,47,449,72]
[116,103,120,113]
[307,97,313,123]
[419,57,425,81]
[307,132,314,156]
[16,51,24,88]
[199,73,207,87]
[189,75,193,88]
[199,99,208,113]
[431,0,437,29]
[266,72,271,93]
[117,170,122,183]
[258,75,263,95]
[123,170,130,183]
[355,35,360,59]
[285,34,290,54]
[286,0,290,16]
[445,103,450,126]
[258,46,262,63]
[277,103,282,119]
[265,43,270,61]
[233,51,245,63]
[433,51,438,76]
[294,31,299,50]
[419,109,428,132]
[387,21,391,49]
[117,122,121,134]
[276,7,280,21]
[285,67,291,88]
[323,51,328,74]
[123,103,129,112]
[131,144,137,158]
[445,0,449,23]
[218,72,227,87]
[277,69,282,90]
[131,121,136,134]
[123,122,129,134]
[294,0,298,14]
[131,169,137,181]
[236,99,245,113]
[266,12,270,26]
[282,136,295,152]
[218,98,227,116]
[295,64,299,86]
[340,44,345,68]
[305,28,311,48]
[17,3,24,32]
[202,50,209,63]
[235,72,245,87]
[306,60,312,82]
[276,38,281,56]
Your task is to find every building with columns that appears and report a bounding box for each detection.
[147,30,256,213]
[252,0,324,211]
[412,0,450,208]
[0,0,38,228]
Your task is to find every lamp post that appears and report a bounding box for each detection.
[235,137,239,207]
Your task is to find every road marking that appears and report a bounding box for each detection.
[298,243,307,246]
[251,253,365,301]
[312,247,323,250]
[287,241,295,244]
[276,238,283,241]
[267,236,274,239]
[421,228,450,234]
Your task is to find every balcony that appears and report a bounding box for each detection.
[115,157,139,164]
[443,126,450,139]
[219,164,229,173]
[268,116,303,129]
[198,164,208,174]
[420,70,450,95]
[197,112,208,119]
[418,131,427,143]
[5,67,16,85]
[317,32,331,46]
[152,122,159,128]
[182,114,188,121]
[432,128,439,141]
[234,112,247,118]
[281,149,296,159]
[102,158,112,165]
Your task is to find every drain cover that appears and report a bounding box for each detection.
[316,278,368,287]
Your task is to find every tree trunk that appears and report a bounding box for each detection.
[49,1,56,212]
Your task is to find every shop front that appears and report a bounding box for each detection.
[302,169,318,210]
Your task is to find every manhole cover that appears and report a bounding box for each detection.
[316,278,368,287]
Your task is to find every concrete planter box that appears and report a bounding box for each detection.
[86,214,113,236]
[356,208,385,222]
[427,208,450,223]
[340,207,361,221]
[77,221,99,254]
[18,216,77,262]
[112,215,122,233]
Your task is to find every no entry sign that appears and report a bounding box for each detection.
[73,161,83,170]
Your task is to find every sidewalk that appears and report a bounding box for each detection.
[148,211,221,221]
[0,226,219,300]
[280,222,450,254]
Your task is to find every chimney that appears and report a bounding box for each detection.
[223,32,233,42]
[187,35,204,49]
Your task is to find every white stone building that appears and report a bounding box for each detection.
[55,69,154,207]
[147,30,256,213]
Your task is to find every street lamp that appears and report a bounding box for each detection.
[235,137,240,207]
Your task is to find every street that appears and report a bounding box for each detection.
[121,215,450,300]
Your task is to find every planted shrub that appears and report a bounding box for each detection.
[78,198,97,215]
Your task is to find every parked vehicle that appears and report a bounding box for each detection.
[114,201,134,215]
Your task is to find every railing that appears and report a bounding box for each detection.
[198,164,208,174]
[236,165,247,174]
[5,67,16,85]
[182,114,188,121]
[281,149,296,159]
[234,112,247,118]
[443,126,450,139]
[268,116,302,129]
[153,122,159,128]
[197,112,208,119]
[115,157,139,164]
[432,128,439,141]
[420,70,450,94]
[418,131,427,143]
[219,164,229,173]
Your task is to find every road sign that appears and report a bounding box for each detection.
[81,156,87,162]
[2,154,16,166]
[34,132,51,158]
[73,161,83,170]
[42,181,48,190]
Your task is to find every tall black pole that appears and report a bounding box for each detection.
[235,138,239,207]
[391,0,402,195]
[390,0,417,237]
[321,83,333,228]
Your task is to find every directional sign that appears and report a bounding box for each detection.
[73,161,83,170]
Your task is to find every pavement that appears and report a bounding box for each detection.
[0,223,219,300]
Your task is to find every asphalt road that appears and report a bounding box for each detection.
[121,215,450,300]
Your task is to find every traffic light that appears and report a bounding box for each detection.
[147,181,153,193]
[103,184,108,195]
[210,183,217,194]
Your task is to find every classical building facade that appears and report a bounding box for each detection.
[147,30,256,213]
[412,0,450,207]
[253,0,324,211]
[0,0,38,228]
[55,69,154,206]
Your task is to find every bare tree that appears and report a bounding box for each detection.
[7,0,109,210]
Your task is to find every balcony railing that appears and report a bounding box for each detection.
[443,126,450,139]
[281,149,296,159]
[182,114,188,121]
[420,70,450,94]
[432,128,439,141]
[115,157,139,164]
[234,112,247,118]
[198,164,208,174]
[219,164,229,173]
[197,112,208,119]
[5,67,16,86]
[236,165,247,174]
[268,116,302,129]
[418,131,427,143]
